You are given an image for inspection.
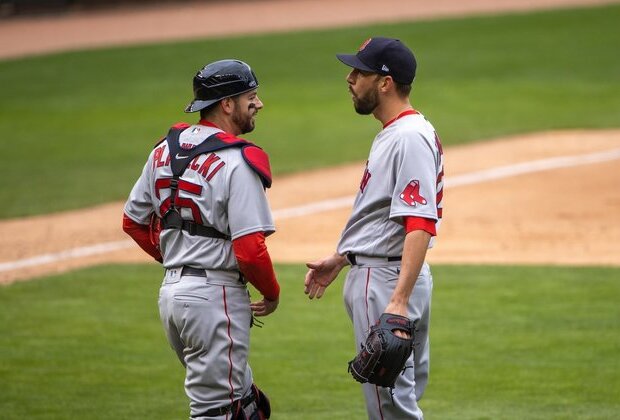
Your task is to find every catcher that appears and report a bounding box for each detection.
[304,37,443,419]
[123,59,277,419]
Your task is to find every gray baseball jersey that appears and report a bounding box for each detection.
[124,124,275,269]
[337,110,444,256]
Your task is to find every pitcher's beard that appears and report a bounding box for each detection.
[352,88,379,115]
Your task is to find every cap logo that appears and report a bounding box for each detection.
[358,38,372,52]
[381,64,390,72]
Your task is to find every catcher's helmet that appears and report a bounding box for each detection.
[185,59,259,113]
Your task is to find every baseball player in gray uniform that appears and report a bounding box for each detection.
[123,59,278,419]
[304,38,444,419]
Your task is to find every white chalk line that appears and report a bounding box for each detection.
[272,147,620,217]
[2,147,620,274]
[0,240,134,272]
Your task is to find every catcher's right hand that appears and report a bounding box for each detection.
[348,313,415,388]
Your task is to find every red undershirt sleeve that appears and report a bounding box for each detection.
[122,213,163,263]
[232,231,280,301]
[403,215,437,237]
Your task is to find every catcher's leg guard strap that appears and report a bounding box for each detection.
[229,384,271,420]
[242,383,271,420]
[196,391,255,418]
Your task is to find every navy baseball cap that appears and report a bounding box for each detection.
[336,37,417,85]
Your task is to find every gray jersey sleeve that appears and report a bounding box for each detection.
[389,128,441,224]
[124,155,155,225]
[227,157,275,240]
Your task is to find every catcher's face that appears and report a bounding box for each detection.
[346,68,382,115]
[232,89,263,134]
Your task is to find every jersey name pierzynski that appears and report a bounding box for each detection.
[124,124,275,270]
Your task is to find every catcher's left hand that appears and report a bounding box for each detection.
[348,313,415,388]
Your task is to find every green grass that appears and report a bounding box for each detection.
[0,5,619,218]
[0,263,619,419]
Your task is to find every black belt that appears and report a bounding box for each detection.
[198,392,255,417]
[346,254,402,265]
[180,266,245,283]
[161,217,230,240]
[181,266,207,277]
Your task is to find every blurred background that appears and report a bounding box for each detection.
[1,1,619,418]
[0,0,195,17]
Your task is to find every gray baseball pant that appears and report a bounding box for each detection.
[158,268,257,419]
[343,259,433,420]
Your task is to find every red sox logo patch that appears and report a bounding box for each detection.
[400,180,427,207]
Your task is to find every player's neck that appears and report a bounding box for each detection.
[202,115,241,136]
[373,99,413,127]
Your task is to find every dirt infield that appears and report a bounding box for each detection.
[1,0,619,284]
[0,0,616,60]
[2,129,619,284]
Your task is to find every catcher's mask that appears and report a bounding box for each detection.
[185,59,259,113]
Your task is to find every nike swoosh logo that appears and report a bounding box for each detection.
[176,153,189,159]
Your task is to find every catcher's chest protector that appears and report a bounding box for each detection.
[164,124,271,186]
[161,125,271,237]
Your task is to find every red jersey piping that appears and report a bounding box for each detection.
[198,119,221,129]
[383,109,419,129]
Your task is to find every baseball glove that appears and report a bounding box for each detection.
[348,313,415,388]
